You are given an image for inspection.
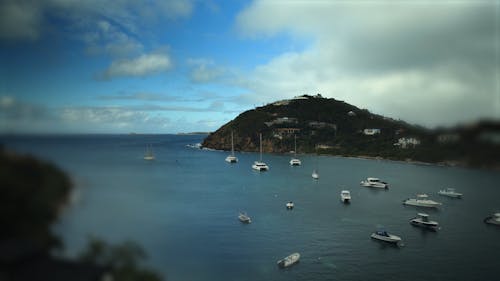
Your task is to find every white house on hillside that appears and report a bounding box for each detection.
[363,128,381,135]
[395,137,421,149]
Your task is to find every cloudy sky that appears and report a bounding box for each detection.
[1,0,499,133]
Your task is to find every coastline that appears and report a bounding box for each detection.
[196,143,499,171]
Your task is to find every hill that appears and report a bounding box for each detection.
[202,95,500,168]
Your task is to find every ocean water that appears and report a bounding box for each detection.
[2,134,500,281]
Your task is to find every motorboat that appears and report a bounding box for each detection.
[410,213,439,231]
[143,145,155,161]
[312,170,319,179]
[403,194,442,208]
[438,188,462,198]
[252,133,269,171]
[484,213,500,226]
[277,252,300,268]
[289,135,301,166]
[225,131,238,163]
[360,177,388,189]
[370,230,402,244]
[341,190,351,203]
[286,201,294,209]
[238,212,251,224]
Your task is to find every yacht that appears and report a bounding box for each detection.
[286,201,294,209]
[225,131,238,163]
[484,213,500,226]
[252,133,269,171]
[410,213,439,231]
[370,230,402,244]
[238,212,251,224]
[341,190,351,203]
[360,177,388,189]
[438,188,462,198]
[289,135,301,166]
[403,194,442,208]
[277,252,300,268]
[143,145,155,161]
[312,169,319,179]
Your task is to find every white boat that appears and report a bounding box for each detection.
[403,194,442,208]
[238,212,251,224]
[341,190,351,203]
[277,252,300,268]
[225,131,238,163]
[312,169,319,179]
[484,213,500,226]
[438,188,462,198]
[289,135,301,166]
[370,230,402,244]
[252,133,269,171]
[410,213,439,231]
[360,177,388,189]
[286,201,294,209]
[143,145,155,160]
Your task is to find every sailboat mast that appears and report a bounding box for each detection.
[231,131,235,156]
[294,135,297,157]
[259,133,262,162]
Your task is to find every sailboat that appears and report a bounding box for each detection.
[144,145,155,160]
[252,133,269,171]
[289,135,301,166]
[312,149,319,179]
[312,169,319,179]
[225,131,238,163]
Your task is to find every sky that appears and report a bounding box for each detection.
[0,0,499,134]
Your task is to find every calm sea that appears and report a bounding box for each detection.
[2,134,499,281]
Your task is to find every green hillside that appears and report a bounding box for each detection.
[202,95,500,168]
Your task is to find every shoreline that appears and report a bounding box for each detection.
[196,144,499,171]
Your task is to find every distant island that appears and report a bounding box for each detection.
[177,132,210,135]
[202,94,500,169]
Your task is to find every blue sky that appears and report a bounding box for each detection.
[1,0,499,133]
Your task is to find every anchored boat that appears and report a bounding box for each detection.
[438,188,462,198]
[277,252,300,268]
[370,230,402,244]
[410,213,440,231]
[403,194,442,208]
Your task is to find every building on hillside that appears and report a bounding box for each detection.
[394,137,421,149]
[274,128,300,138]
[363,128,381,135]
[347,111,356,117]
[308,121,337,130]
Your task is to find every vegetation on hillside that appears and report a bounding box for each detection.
[202,95,500,168]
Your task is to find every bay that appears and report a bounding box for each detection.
[2,134,499,281]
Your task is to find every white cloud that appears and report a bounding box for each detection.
[102,52,173,79]
[234,0,499,127]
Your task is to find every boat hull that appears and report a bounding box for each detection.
[225,156,238,163]
[252,165,268,171]
[370,233,402,244]
[484,217,500,226]
[410,219,439,231]
[277,253,300,268]
[438,191,462,198]
[361,182,388,189]
[403,199,441,208]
